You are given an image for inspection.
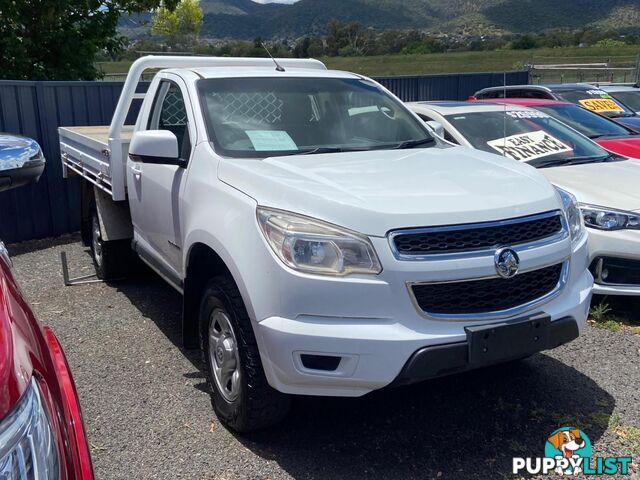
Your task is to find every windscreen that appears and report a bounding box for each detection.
[610,91,640,112]
[197,77,432,157]
[555,89,634,118]
[445,110,608,167]
[536,104,631,139]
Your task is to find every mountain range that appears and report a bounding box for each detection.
[122,0,640,40]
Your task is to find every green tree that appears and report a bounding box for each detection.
[151,0,203,48]
[511,35,538,50]
[0,0,177,80]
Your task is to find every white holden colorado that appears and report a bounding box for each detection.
[59,56,593,432]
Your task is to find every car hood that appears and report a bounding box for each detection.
[219,146,560,236]
[596,136,640,160]
[541,159,640,212]
[614,117,640,133]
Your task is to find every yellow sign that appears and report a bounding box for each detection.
[578,98,624,113]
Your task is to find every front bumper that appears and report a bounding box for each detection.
[391,316,578,387]
[587,227,640,295]
[254,239,592,397]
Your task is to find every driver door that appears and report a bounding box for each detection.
[128,76,194,278]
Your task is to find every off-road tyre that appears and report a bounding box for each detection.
[199,275,291,432]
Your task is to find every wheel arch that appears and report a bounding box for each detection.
[182,238,253,349]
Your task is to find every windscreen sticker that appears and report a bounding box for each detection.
[506,110,550,119]
[246,130,298,151]
[578,98,624,113]
[585,89,608,96]
[348,106,380,116]
[487,130,573,161]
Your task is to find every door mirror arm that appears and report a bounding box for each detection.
[129,154,187,168]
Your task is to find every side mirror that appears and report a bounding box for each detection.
[129,130,185,168]
[0,134,46,193]
[425,120,445,138]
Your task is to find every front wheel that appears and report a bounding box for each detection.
[200,276,290,432]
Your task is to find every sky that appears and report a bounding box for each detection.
[251,0,300,3]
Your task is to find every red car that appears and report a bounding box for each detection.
[476,98,640,160]
[0,134,93,479]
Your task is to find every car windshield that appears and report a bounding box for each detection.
[609,91,640,112]
[197,77,433,158]
[445,110,610,167]
[555,89,635,118]
[536,104,631,139]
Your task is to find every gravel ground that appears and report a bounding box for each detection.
[7,234,640,480]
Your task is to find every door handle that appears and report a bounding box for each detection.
[130,165,142,180]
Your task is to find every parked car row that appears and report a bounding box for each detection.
[472,82,640,131]
[0,58,638,480]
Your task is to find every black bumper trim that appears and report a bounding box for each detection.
[391,316,578,387]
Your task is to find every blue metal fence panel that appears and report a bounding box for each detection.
[374,70,530,101]
[0,71,528,243]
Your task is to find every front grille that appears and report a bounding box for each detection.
[392,213,563,256]
[411,263,563,315]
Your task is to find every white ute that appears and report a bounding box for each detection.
[59,56,593,432]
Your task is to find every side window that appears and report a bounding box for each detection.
[148,81,191,160]
[444,130,459,144]
[417,113,435,122]
[481,90,501,99]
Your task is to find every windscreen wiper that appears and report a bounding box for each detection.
[530,155,612,169]
[295,146,375,155]
[296,147,346,155]
[393,137,436,149]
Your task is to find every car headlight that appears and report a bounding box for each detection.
[257,207,382,276]
[0,378,59,479]
[555,187,585,245]
[580,205,640,231]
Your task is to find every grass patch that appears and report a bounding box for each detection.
[588,302,636,333]
[96,45,640,78]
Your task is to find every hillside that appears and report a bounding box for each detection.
[192,0,640,39]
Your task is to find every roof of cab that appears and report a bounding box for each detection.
[409,100,533,115]
[168,67,362,80]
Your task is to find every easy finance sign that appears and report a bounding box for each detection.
[487,131,572,161]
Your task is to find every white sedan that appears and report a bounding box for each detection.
[409,101,640,296]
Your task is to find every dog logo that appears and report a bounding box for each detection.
[545,427,591,476]
[494,247,519,279]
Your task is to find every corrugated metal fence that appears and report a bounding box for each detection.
[0,70,529,244]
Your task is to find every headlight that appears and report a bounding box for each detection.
[257,207,382,276]
[581,205,640,231]
[555,187,585,245]
[0,379,59,479]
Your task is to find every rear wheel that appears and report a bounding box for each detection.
[200,275,290,432]
[89,209,130,280]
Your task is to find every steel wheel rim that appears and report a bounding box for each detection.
[92,215,103,266]
[208,309,241,403]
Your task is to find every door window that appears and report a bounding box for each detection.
[148,81,192,160]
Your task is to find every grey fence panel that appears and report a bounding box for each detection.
[0,72,527,244]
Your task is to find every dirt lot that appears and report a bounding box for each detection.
[7,235,640,480]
